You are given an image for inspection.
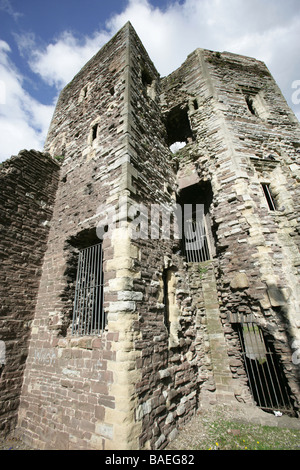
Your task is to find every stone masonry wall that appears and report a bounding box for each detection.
[161,47,300,411]
[123,27,214,449]
[10,23,300,450]
[203,50,300,406]
[0,150,59,437]
[17,25,136,450]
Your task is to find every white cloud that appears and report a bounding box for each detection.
[1,0,299,161]
[25,0,300,89]
[106,0,300,115]
[0,41,54,161]
[24,30,111,89]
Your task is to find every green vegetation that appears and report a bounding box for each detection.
[195,418,300,450]
[198,264,208,279]
[54,155,64,162]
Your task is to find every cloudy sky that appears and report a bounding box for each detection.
[0,0,299,162]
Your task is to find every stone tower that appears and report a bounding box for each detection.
[1,22,299,449]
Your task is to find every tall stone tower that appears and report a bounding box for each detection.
[2,22,299,449]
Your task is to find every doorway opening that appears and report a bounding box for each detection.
[176,181,215,262]
[233,322,296,415]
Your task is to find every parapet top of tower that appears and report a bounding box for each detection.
[44,21,299,161]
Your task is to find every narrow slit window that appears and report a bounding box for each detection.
[261,183,277,211]
[141,67,156,99]
[162,269,170,333]
[245,95,257,116]
[0,340,5,378]
[243,89,268,120]
[92,124,98,141]
[71,242,106,336]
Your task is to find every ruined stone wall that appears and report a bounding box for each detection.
[12,23,300,450]
[17,25,137,450]
[124,28,216,449]
[0,150,59,436]
[161,48,300,410]
[204,50,300,406]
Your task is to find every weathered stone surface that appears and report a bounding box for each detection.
[0,150,59,437]
[230,273,249,290]
[0,22,299,450]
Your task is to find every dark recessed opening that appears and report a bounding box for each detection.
[178,181,213,208]
[162,269,170,334]
[165,105,194,147]
[261,183,277,211]
[67,227,100,250]
[233,323,296,415]
[81,85,88,99]
[245,95,257,116]
[176,182,214,262]
[92,124,98,141]
[64,228,106,337]
[141,68,153,88]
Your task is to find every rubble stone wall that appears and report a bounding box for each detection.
[0,150,59,436]
[17,26,135,450]
[1,23,298,450]
[161,48,300,410]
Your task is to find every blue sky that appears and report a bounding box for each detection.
[0,0,299,162]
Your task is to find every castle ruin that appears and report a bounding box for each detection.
[0,22,300,450]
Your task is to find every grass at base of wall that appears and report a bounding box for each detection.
[195,418,300,450]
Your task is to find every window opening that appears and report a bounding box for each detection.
[176,182,214,262]
[243,89,268,120]
[161,267,180,347]
[165,104,194,148]
[183,214,210,262]
[141,68,153,88]
[234,322,295,414]
[162,269,170,333]
[245,95,257,116]
[0,340,5,379]
[79,84,89,103]
[261,183,277,211]
[71,242,106,336]
[92,124,98,141]
[141,67,156,100]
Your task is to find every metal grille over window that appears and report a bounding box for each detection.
[183,217,210,262]
[235,323,295,414]
[71,243,105,336]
